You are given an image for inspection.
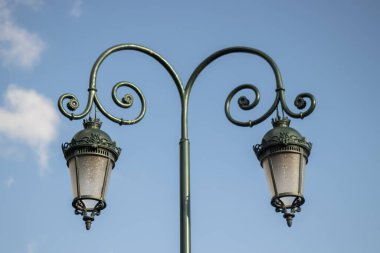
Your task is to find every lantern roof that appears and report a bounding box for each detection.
[254,117,312,160]
[62,117,121,162]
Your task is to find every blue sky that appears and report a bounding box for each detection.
[0,0,379,253]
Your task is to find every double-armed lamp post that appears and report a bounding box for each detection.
[58,44,316,253]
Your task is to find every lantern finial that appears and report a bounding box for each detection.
[271,116,290,128]
[83,117,102,129]
[284,213,294,227]
[84,215,94,230]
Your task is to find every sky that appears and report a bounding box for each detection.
[0,0,379,253]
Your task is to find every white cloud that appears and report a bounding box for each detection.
[0,85,59,176]
[0,0,45,69]
[70,0,82,18]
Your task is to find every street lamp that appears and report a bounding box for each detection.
[58,44,316,251]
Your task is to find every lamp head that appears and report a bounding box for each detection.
[62,117,121,230]
[254,117,311,227]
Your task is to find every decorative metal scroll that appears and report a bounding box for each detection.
[58,44,184,126]
[62,133,121,156]
[253,131,312,156]
[184,46,316,128]
[58,44,316,134]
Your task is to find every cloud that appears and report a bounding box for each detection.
[0,0,45,69]
[0,85,59,176]
[70,0,82,18]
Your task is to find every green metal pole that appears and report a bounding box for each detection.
[180,138,191,253]
[180,84,191,253]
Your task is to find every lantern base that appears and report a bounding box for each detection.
[271,193,304,227]
[72,197,106,230]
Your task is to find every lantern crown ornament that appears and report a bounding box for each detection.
[62,117,121,230]
[254,117,311,227]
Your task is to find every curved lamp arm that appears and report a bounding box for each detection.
[184,47,316,128]
[58,44,185,125]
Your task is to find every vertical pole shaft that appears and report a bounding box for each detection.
[180,138,191,253]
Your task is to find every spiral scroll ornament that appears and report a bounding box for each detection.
[224,84,261,127]
[67,97,79,111]
[111,81,143,110]
[291,92,316,118]
[58,81,146,125]
[184,46,316,129]
[224,86,316,127]
[58,92,94,120]
[58,44,186,126]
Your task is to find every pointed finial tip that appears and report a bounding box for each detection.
[283,213,294,228]
[85,220,92,230]
[83,215,94,230]
[286,218,292,227]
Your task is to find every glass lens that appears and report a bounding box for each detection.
[262,152,306,204]
[68,158,78,198]
[76,155,109,200]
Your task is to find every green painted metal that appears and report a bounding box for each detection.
[254,118,312,160]
[62,118,121,162]
[58,44,316,253]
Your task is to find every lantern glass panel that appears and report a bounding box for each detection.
[262,152,306,206]
[68,158,78,197]
[68,154,113,209]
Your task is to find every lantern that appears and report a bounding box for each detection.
[62,117,121,230]
[254,117,311,227]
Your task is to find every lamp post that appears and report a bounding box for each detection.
[58,44,316,252]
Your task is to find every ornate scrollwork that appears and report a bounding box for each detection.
[253,131,312,155]
[58,44,184,126]
[58,92,94,120]
[62,133,121,155]
[67,97,79,111]
[184,46,316,129]
[272,195,304,227]
[291,92,316,118]
[224,84,260,126]
[111,81,141,109]
[224,84,316,127]
[73,198,105,230]
[58,80,146,126]
[58,44,315,137]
